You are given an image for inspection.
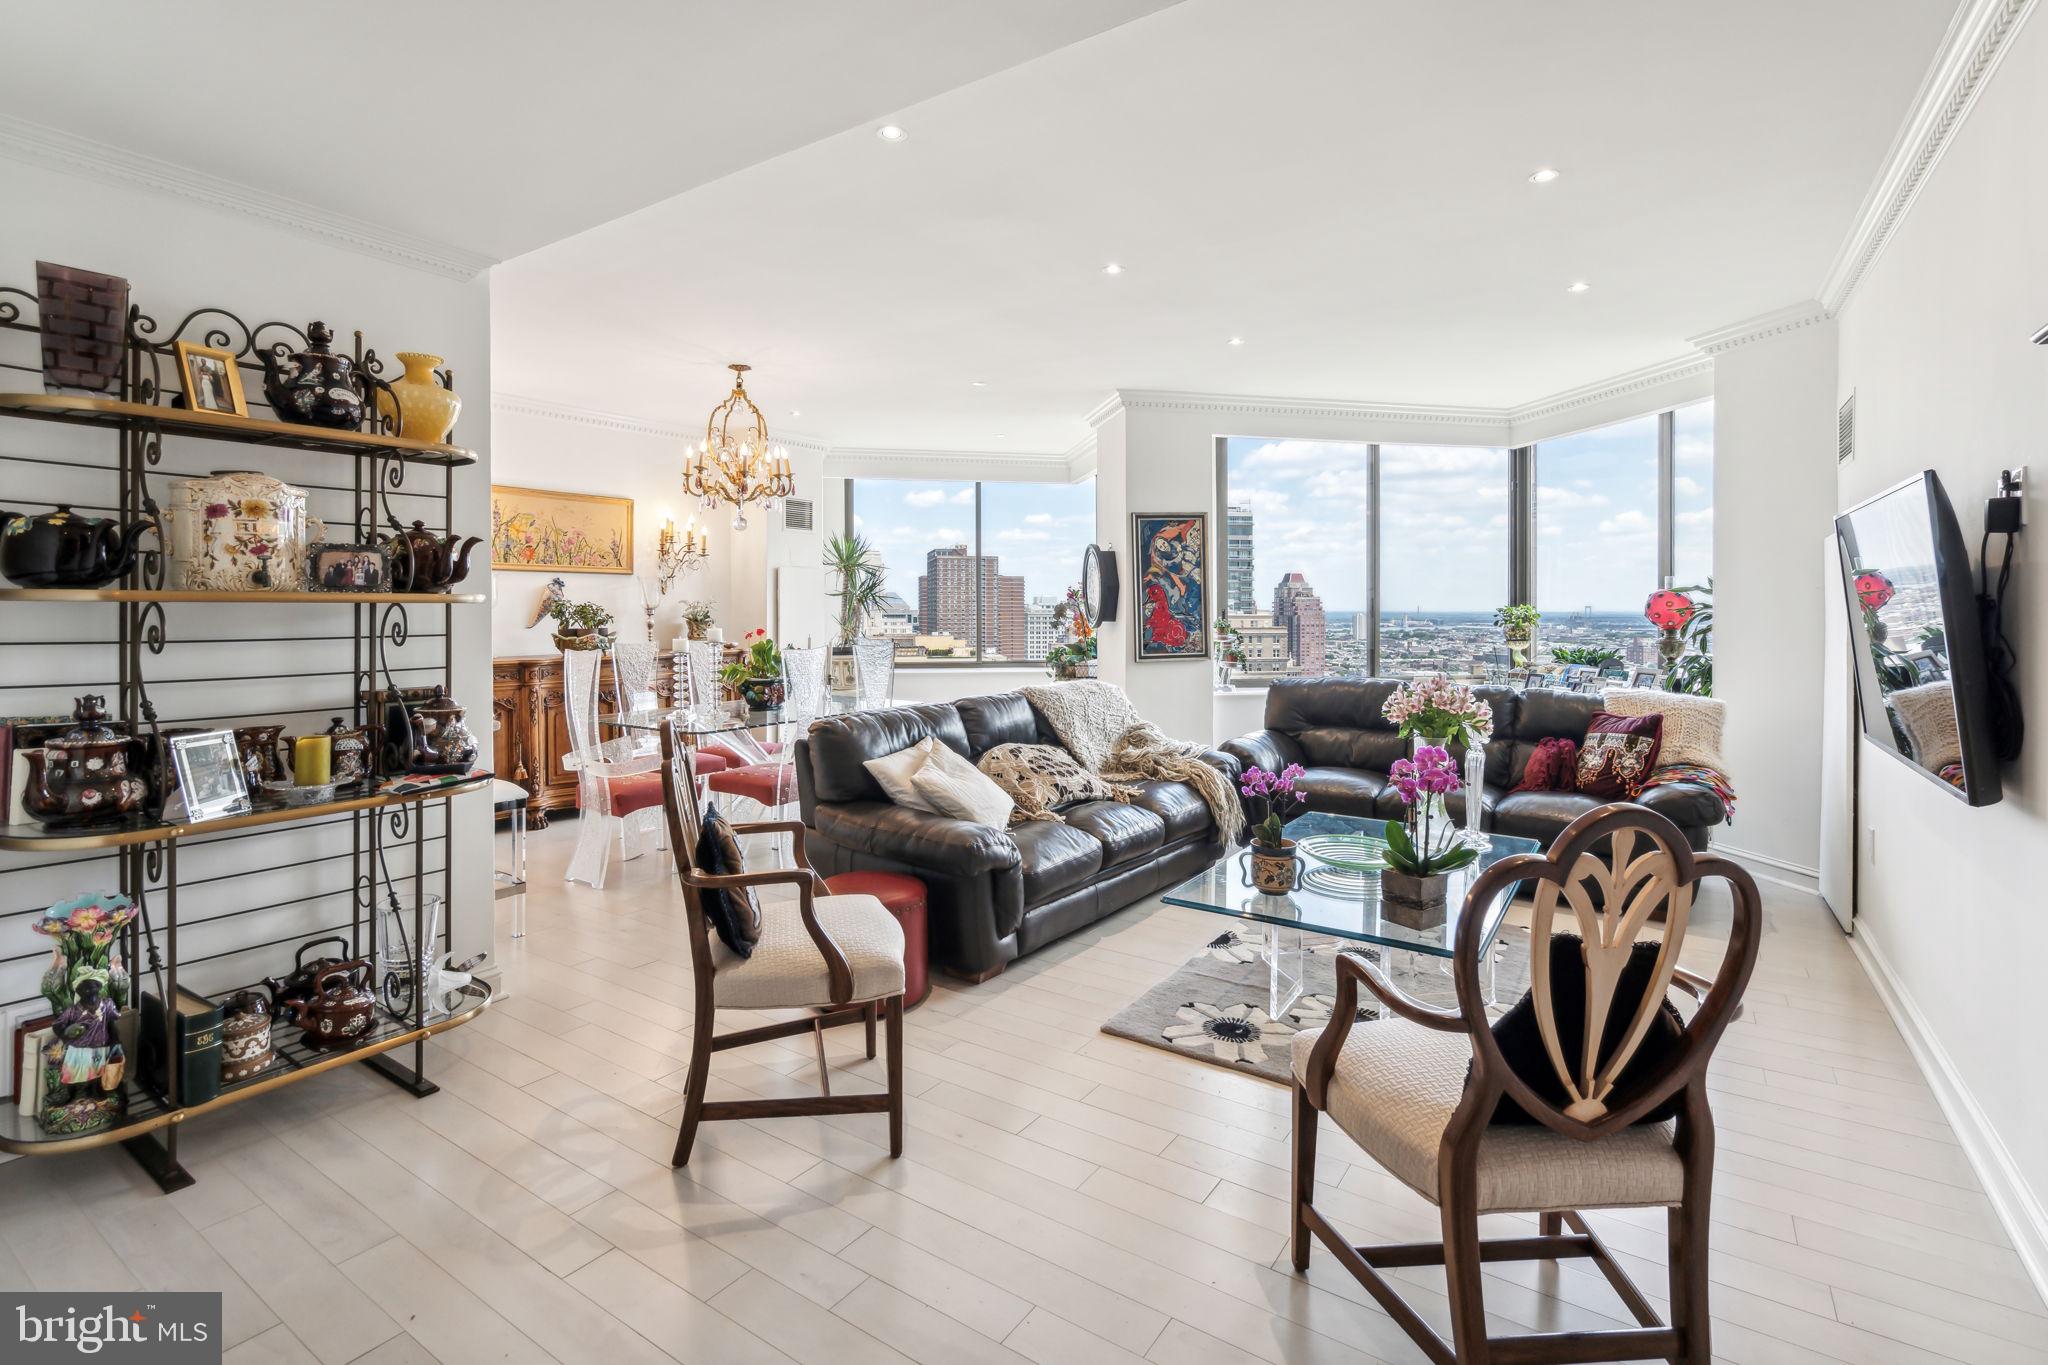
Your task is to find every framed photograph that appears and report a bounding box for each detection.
[491,485,633,573]
[1131,512,1208,661]
[174,340,248,417]
[1902,649,1949,683]
[168,729,250,822]
[1626,667,1662,689]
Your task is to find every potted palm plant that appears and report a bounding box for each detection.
[824,534,885,645]
[1381,744,1478,925]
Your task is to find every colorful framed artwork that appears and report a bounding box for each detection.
[1132,512,1209,661]
[490,485,634,573]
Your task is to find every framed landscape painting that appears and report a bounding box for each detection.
[491,485,634,573]
[1132,512,1208,661]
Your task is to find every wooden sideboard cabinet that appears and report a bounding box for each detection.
[492,651,681,827]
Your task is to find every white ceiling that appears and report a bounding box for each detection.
[0,0,1178,261]
[490,0,1959,453]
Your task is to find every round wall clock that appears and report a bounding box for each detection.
[1083,544,1119,623]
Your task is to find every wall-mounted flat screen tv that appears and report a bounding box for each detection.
[1834,470,2001,806]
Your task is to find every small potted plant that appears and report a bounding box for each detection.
[1381,744,1479,924]
[548,598,615,651]
[1045,633,1097,681]
[1494,602,1540,668]
[720,629,784,707]
[1214,615,1245,690]
[679,600,715,641]
[1237,762,1308,894]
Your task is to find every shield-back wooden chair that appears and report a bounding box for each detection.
[1291,803,1761,1365]
[653,715,907,1166]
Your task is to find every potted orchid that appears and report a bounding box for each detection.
[1382,744,1479,923]
[1237,762,1308,894]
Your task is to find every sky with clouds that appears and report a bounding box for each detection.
[850,477,1095,614]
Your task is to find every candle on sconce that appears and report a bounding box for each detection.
[293,735,332,787]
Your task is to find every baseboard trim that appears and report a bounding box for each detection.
[1850,921,2048,1306]
[1711,841,1819,896]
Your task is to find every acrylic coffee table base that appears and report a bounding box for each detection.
[1250,910,1499,1019]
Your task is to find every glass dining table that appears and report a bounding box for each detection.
[601,695,860,766]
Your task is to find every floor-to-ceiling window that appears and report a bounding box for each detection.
[847,476,1094,663]
[1670,399,1715,588]
[1534,413,1662,666]
[1378,444,1512,679]
[1221,437,1374,678]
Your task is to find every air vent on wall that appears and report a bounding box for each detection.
[783,497,814,531]
[1837,392,1855,464]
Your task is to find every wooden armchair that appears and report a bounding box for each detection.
[654,717,906,1167]
[1291,803,1761,1364]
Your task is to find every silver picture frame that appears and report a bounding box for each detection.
[168,729,252,822]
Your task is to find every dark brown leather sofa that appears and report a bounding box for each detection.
[1220,677,1727,849]
[793,692,1240,981]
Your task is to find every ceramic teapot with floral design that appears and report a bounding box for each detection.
[167,471,324,591]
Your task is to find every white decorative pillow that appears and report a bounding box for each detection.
[863,736,941,813]
[911,743,1016,827]
[1889,681,1962,771]
[1598,689,1728,774]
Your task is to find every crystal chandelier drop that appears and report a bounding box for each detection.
[682,363,795,530]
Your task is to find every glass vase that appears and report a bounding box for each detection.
[1462,742,1490,847]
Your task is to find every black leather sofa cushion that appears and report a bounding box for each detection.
[805,703,972,803]
[1124,779,1210,842]
[955,691,1050,759]
[1295,766,1386,818]
[1492,790,1606,843]
[1297,726,1407,772]
[1265,677,1399,734]
[1062,799,1166,869]
[811,801,1021,875]
[1011,819,1104,902]
[1636,780,1725,830]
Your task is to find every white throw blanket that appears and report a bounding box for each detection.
[1021,682,1244,844]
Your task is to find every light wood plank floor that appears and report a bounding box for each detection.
[2,820,2042,1365]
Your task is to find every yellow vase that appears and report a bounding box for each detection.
[377,351,461,442]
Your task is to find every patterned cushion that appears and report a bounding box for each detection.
[1291,1017,1683,1213]
[712,892,906,1008]
[1513,737,1578,793]
[977,742,1118,823]
[1598,689,1728,773]
[695,804,760,958]
[1576,712,1663,798]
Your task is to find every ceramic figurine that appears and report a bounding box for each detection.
[0,506,155,589]
[167,471,325,591]
[22,696,148,825]
[260,321,365,430]
[375,351,461,442]
[31,892,138,1134]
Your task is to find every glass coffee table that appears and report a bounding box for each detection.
[1163,810,1541,1018]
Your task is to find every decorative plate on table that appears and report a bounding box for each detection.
[1296,832,1387,871]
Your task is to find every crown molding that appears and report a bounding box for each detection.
[826,445,1076,483]
[1098,388,1515,433]
[1506,353,1713,429]
[492,393,688,439]
[1687,302,1833,355]
[1820,0,2036,313]
[0,113,497,281]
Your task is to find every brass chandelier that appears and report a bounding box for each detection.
[683,362,794,530]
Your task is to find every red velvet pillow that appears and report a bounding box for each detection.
[1576,713,1664,797]
[1514,737,1579,793]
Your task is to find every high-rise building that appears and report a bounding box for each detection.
[873,592,916,637]
[1226,505,1256,614]
[1025,597,1061,660]
[916,544,1026,657]
[1227,611,1295,680]
[1272,572,1328,675]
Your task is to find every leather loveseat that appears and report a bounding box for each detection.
[1221,677,1727,849]
[793,692,1239,981]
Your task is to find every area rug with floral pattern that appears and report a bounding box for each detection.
[1100,927,1530,1086]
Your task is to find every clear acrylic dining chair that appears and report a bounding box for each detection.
[853,637,896,710]
[560,645,666,888]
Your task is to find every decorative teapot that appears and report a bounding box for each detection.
[259,936,353,1009]
[167,471,324,591]
[280,959,376,1050]
[22,696,148,825]
[0,507,155,589]
[380,688,475,775]
[412,687,479,769]
[380,519,481,593]
[320,717,372,786]
[259,322,365,430]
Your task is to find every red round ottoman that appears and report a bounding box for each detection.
[823,870,930,1007]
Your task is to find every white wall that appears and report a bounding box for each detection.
[0,159,495,1022]
[1705,318,1839,883]
[1833,10,2048,1288]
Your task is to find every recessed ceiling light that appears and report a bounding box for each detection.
[1102,262,1123,275]
[1227,337,1245,346]
[1528,167,1561,184]
[970,380,987,387]
[1566,280,1591,293]
[994,434,1006,440]
[789,409,801,417]
[876,124,907,142]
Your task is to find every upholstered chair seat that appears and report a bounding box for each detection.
[713,892,906,1009]
[1290,1017,1683,1214]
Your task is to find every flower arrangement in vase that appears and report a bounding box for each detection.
[680,600,715,640]
[720,629,784,707]
[1385,674,1493,832]
[1047,586,1097,679]
[1237,762,1308,893]
[1381,745,1479,924]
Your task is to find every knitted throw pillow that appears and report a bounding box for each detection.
[1514,737,1579,793]
[1598,688,1728,773]
[695,803,760,958]
[1576,713,1663,798]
